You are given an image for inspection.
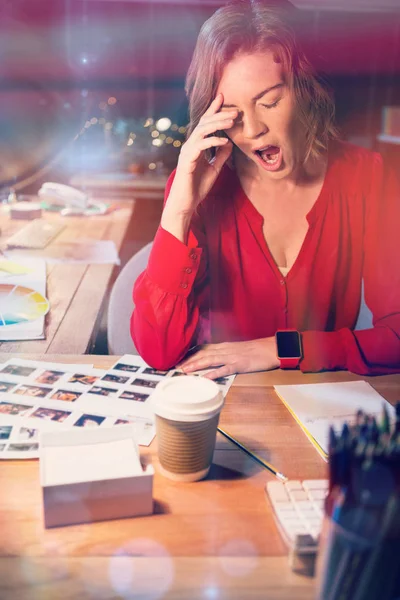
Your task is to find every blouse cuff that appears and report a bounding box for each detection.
[146,226,203,296]
[300,330,347,372]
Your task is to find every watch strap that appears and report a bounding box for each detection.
[279,356,301,369]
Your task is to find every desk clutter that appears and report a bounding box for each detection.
[3,222,120,264]
[5,220,65,249]
[266,403,400,591]
[0,259,48,341]
[0,355,234,460]
[274,380,396,459]
[316,405,400,599]
[38,182,110,216]
[9,201,43,220]
[40,425,154,528]
[0,355,233,528]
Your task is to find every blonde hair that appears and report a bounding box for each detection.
[185,0,338,161]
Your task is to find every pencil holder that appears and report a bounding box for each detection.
[315,492,400,600]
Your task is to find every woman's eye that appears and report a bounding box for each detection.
[261,99,281,109]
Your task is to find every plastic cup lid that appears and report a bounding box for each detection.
[151,376,224,422]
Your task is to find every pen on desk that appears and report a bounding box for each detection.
[217,426,288,482]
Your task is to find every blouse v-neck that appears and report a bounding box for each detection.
[233,146,335,279]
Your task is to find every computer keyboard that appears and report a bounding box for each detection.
[6,220,65,249]
[265,479,328,574]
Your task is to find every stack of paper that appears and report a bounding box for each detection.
[41,425,154,527]
[0,259,48,341]
[274,381,395,460]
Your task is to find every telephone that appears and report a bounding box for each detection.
[38,182,88,210]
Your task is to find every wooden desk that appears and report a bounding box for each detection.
[0,354,399,599]
[70,173,168,201]
[0,204,133,355]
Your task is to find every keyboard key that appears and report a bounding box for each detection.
[293,500,314,512]
[285,480,303,491]
[308,489,327,501]
[288,490,309,501]
[267,481,289,502]
[303,479,329,491]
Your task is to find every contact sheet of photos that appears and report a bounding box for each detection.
[0,355,235,459]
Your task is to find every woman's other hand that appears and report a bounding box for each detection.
[161,93,237,243]
[177,338,280,380]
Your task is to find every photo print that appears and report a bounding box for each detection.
[8,443,39,452]
[142,367,168,377]
[101,373,130,385]
[131,378,158,389]
[74,414,105,428]
[0,381,17,393]
[113,363,140,373]
[88,386,118,397]
[0,425,12,440]
[68,373,99,386]
[35,370,64,385]
[171,371,200,378]
[0,402,32,416]
[119,390,149,402]
[19,427,38,441]
[14,385,51,399]
[0,364,36,377]
[50,389,82,403]
[31,407,71,423]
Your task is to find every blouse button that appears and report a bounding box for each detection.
[180,282,188,289]
[280,279,285,286]
[185,267,192,274]
[190,252,197,260]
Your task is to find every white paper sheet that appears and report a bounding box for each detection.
[274,380,395,456]
[44,438,142,485]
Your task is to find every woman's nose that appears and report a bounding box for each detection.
[242,112,268,139]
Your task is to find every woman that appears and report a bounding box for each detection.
[131,0,400,378]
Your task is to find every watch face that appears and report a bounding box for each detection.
[276,331,301,358]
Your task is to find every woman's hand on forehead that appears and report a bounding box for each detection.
[161,92,239,243]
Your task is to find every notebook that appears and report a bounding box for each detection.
[274,381,395,460]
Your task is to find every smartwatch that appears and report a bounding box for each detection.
[275,330,303,369]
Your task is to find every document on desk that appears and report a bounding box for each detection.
[5,240,120,265]
[0,355,235,460]
[274,381,395,460]
[0,258,48,341]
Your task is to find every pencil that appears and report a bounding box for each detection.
[217,426,288,482]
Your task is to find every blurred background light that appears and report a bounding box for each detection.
[155,117,171,131]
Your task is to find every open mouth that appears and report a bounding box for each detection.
[255,145,280,164]
[254,145,282,171]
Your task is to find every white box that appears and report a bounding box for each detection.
[40,425,153,528]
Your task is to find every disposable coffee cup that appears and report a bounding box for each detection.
[151,376,224,482]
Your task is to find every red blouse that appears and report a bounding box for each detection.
[131,141,400,375]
